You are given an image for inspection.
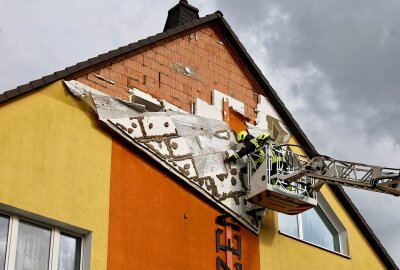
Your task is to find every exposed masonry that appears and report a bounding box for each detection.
[75,26,258,121]
[65,80,268,233]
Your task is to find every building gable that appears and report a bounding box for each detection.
[73,25,259,121]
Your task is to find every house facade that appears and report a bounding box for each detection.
[0,1,397,269]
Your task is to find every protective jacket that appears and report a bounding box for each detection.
[259,138,285,164]
[228,135,265,165]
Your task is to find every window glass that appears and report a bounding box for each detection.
[302,207,340,252]
[58,233,81,270]
[278,213,299,237]
[15,221,51,270]
[0,215,9,270]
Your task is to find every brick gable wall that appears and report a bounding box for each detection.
[74,26,259,121]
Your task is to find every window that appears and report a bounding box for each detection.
[278,194,348,255]
[0,214,83,270]
[0,215,9,269]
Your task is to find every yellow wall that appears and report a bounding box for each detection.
[259,136,386,269]
[0,81,111,270]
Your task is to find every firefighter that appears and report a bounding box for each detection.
[257,132,291,190]
[226,130,265,168]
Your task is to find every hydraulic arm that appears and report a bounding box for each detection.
[246,145,400,214]
[283,155,400,196]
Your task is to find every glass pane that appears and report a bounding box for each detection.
[0,215,10,270]
[302,207,340,252]
[15,221,51,270]
[58,233,81,270]
[278,213,299,237]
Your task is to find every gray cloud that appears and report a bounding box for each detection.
[214,0,400,264]
[1,0,399,265]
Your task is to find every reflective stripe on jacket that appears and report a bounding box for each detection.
[267,140,285,163]
[228,135,265,164]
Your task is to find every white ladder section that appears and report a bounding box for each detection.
[291,155,400,196]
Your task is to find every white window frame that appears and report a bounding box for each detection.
[278,193,349,257]
[0,206,91,270]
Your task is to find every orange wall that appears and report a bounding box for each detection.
[107,139,260,270]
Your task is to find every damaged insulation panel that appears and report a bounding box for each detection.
[65,80,264,233]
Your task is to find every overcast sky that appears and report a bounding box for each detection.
[1,0,399,265]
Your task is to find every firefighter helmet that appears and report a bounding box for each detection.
[236,130,248,142]
[257,132,270,141]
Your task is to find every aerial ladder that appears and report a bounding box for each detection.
[245,145,400,215]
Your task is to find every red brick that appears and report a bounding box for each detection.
[127,77,141,89]
[131,54,144,64]
[111,63,133,78]
[145,49,156,59]
[142,66,158,80]
[74,26,265,120]
[169,77,177,89]
[160,73,168,85]
[242,77,252,89]
[159,64,171,75]
[160,84,171,98]
[145,76,156,88]
[99,68,127,86]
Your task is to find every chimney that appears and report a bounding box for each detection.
[163,0,200,32]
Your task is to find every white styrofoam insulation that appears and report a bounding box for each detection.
[195,98,223,121]
[213,89,245,116]
[141,116,177,137]
[128,88,161,107]
[65,80,280,234]
[108,118,144,139]
[169,137,192,158]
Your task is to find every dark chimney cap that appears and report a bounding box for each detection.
[163,0,200,32]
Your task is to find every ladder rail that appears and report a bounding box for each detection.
[303,156,400,196]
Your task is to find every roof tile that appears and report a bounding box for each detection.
[65,65,80,75]
[88,56,103,66]
[118,45,132,54]
[137,39,150,47]
[4,88,21,99]
[54,70,70,79]
[29,78,46,88]
[17,83,33,94]
[42,74,57,84]
[77,60,91,70]
[97,53,110,61]
[0,94,7,103]
[147,35,158,43]
[128,42,140,50]
[108,49,122,58]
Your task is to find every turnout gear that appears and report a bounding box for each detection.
[256,133,285,165]
[257,132,290,189]
[227,133,265,168]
